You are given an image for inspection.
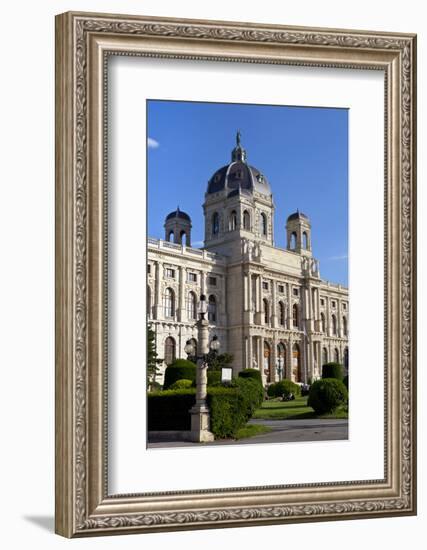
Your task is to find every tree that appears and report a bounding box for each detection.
[147,324,162,390]
[205,351,234,372]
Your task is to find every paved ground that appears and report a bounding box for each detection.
[147,418,348,448]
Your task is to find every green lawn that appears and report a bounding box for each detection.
[253,396,348,420]
[235,423,272,439]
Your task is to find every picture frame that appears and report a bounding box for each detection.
[55,11,417,537]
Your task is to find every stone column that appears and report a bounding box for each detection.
[200,270,206,296]
[243,273,248,311]
[248,334,253,370]
[287,283,292,330]
[271,279,277,328]
[272,334,278,381]
[154,261,163,320]
[190,318,214,443]
[178,266,186,322]
[326,297,331,336]
[288,336,294,381]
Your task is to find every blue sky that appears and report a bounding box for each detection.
[147,100,348,286]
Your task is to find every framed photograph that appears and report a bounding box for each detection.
[55,11,417,537]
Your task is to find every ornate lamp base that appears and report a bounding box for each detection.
[190,404,214,442]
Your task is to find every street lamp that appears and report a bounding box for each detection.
[188,294,216,443]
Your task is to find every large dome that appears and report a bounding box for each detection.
[206,132,271,197]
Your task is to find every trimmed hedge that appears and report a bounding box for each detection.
[238,368,263,385]
[147,389,195,430]
[307,378,348,414]
[322,362,344,381]
[267,379,301,398]
[169,379,193,390]
[343,375,349,390]
[163,359,197,389]
[207,370,222,387]
[147,377,263,438]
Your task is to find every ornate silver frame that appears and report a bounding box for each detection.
[55,11,417,537]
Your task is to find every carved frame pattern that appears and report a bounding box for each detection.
[55,11,416,537]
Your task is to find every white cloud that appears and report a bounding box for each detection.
[147,137,159,149]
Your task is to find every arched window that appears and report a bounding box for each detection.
[302,231,308,249]
[277,343,286,380]
[261,213,268,236]
[186,291,197,320]
[229,210,237,231]
[164,287,175,318]
[322,347,328,366]
[168,230,174,242]
[290,231,297,249]
[321,312,326,332]
[334,348,340,363]
[343,316,348,336]
[263,298,269,325]
[164,337,176,366]
[208,295,217,323]
[147,286,151,318]
[332,314,337,335]
[279,301,286,326]
[180,230,187,246]
[212,212,219,235]
[292,303,299,328]
[243,210,250,230]
[344,347,349,372]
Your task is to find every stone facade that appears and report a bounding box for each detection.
[147,134,349,386]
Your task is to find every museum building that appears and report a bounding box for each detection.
[147,133,349,385]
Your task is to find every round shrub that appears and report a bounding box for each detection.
[343,375,349,390]
[322,362,343,381]
[267,379,301,398]
[163,359,196,389]
[169,378,193,390]
[308,378,348,414]
[207,370,222,386]
[238,368,262,385]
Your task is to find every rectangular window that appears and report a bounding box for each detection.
[278,284,285,293]
[147,264,151,274]
[293,287,299,296]
[208,276,217,286]
[343,303,347,310]
[165,268,175,278]
[187,272,197,283]
[320,298,325,306]
[262,281,269,290]
[331,300,336,308]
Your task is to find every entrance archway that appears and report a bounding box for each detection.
[263,341,271,383]
[277,343,286,380]
[292,343,302,382]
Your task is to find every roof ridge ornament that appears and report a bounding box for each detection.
[231,130,247,163]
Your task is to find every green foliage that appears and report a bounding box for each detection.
[207,378,262,438]
[322,362,344,381]
[163,359,197,389]
[207,370,222,387]
[147,324,163,389]
[267,379,301,398]
[307,378,348,414]
[147,377,263,438]
[343,375,349,390]
[206,351,234,372]
[169,379,194,390]
[238,368,263,385]
[147,389,196,430]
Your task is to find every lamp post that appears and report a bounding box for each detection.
[186,295,216,443]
